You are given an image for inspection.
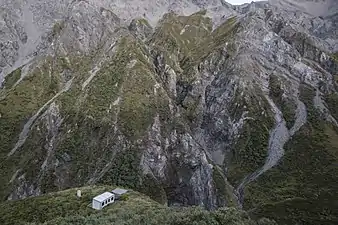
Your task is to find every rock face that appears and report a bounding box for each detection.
[269,0,336,16]
[0,0,337,224]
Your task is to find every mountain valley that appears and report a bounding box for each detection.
[0,0,337,224]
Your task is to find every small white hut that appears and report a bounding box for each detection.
[92,192,115,210]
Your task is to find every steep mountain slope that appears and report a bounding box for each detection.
[0,1,338,225]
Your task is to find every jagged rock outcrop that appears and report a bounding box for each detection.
[0,1,337,225]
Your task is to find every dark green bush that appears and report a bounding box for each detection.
[119,194,129,201]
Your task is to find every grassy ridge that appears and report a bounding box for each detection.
[0,186,263,225]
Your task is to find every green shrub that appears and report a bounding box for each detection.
[325,93,338,121]
[2,67,22,89]
[119,194,129,201]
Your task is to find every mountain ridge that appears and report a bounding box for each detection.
[0,185,273,225]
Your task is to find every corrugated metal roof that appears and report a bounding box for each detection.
[93,192,114,202]
[112,188,128,195]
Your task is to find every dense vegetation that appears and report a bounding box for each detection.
[227,90,275,186]
[1,67,22,90]
[0,186,275,225]
[268,74,296,129]
[243,84,338,225]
